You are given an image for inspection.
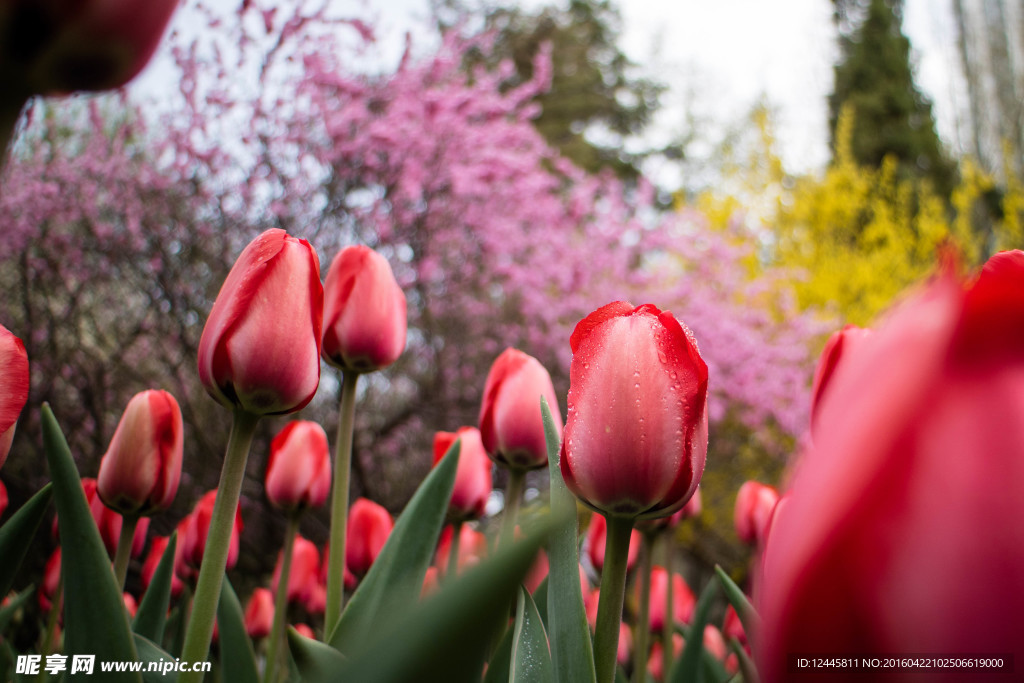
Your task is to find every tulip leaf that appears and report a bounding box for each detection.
[670,577,719,683]
[42,403,142,681]
[133,633,178,683]
[729,636,760,683]
[326,520,553,683]
[702,648,731,683]
[510,586,554,683]
[133,533,177,643]
[215,577,259,683]
[328,440,459,653]
[0,585,33,635]
[289,626,347,681]
[541,397,596,683]
[481,623,514,683]
[0,484,52,597]
[714,565,761,643]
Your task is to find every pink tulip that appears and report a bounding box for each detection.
[271,536,321,606]
[265,421,331,511]
[646,566,696,633]
[734,481,779,547]
[479,348,562,470]
[345,498,393,579]
[244,587,274,640]
[723,604,747,647]
[39,547,62,612]
[435,524,488,577]
[810,324,872,434]
[123,592,138,619]
[141,535,184,600]
[433,427,492,521]
[97,390,183,516]
[758,251,1024,682]
[180,490,243,572]
[560,302,709,520]
[293,623,315,639]
[585,512,641,573]
[198,229,323,416]
[321,245,406,373]
[648,633,684,682]
[0,324,28,470]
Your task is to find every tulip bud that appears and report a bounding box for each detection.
[585,513,641,574]
[142,535,184,600]
[265,421,331,511]
[345,498,393,579]
[181,490,243,571]
[479,348,561,471]
[97,390,184,516]
[321,245,406,373]
[198,229,323,416]
[39,547,62,612]
[271,536,321,606]
[648,634,684,682]
[734,481,779,547]
[560,302,709,520]
[810,324,872,434]
[435,524,488,577]
[723,605,746,647]
[244,587,274,640]
[123,592,138,619]
[433,427,492,521]
[421,566,441,599]
[645,566,695,633]
[293,623,316,640]
[0,324,28,470]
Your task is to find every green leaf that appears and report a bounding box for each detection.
[702,648,731,683]
[510,586,554,683]
[714,565,761,643]
[215,577,258,683]
[541,397,596,683]
[328,439,460,652]
[481,623,514,683]
[327,520,553,683]
[670,577,719,683]
[289,626,347,681]
[729,636,759,683]
[42,403,142,682]
[133,533,177,643]
[134,633,179,683]
[0,585,33,634]
[0,484,52,597]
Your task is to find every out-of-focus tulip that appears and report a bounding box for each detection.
[583,587,632,667]
[198,229,323,416]
[123,592,138,619]
[524,549,549,595]
[561,302,709,520]
[345,498,393,579]
[585,512,641,573]
[0,479,6,518]
[321,245,406,373]
[648,634,684,682]
[39,547,61,612]
[271,536,321,606]
[0,0,180,95]
[244,588,274,640]
[433,427,492,521]
[734,481,779,547]
[265,421,331,511]
[142,535,184,600]
[180,490,243,572]
[421,566,440,599]
[703,624,727,660]
[723,604,746,647]
[305,582,326,616]
[646,566,696,633]
[435,524,488,577]
[810,324,872,434]
[758,251,1024,683]
[97,390,184,516]
[0,324,28,470]
[479,348,562,471]
[293,623,315,640]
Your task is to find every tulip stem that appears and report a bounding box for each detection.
[264,512,300,683]
[662,533,675,677]
[179,408,260,683]
[633,533,654,683]
[594,514,634,683]
[113,514,140,592]
[445,521,463,581]
[499,469,526,550]
[325,370,360,637]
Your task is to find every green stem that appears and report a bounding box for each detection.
[264,513,300,683]
[324,371,359,637]
[633,533,654,683]
[113,514,140,592]
[662,533,675,677]
[445,520,463,580]
[593,515,634,683]
[179,408,260,683]
[499,468,526,550]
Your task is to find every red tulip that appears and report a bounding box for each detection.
[97,390,183,516]
[560,302,709,520]
[1,0,180,95]
[198,229,323,416]
[244,587,274,640]
[39,547,62,612]
[123,592,138,619]
[583,588,633,667]
[810,324,872,434]
[758,251,1024,682]
[293,623,316,640]
[435,523,488,577]
[585,512,641,573]
[0,324,28,470]
[345,498,393,579]
[321,245,406,373]
[141,535,184,600]
[648,633,684,682]
[180,490,243,572]
[0,479,6,518]
[433,427,492,521]
[479,348,562,470]
[723,605,747,647]
[265,421,331,511]
[734,481,779,547]
[271,536,321,606]
[421,566,441,599]
[646,566,696,633]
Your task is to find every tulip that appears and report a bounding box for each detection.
[734,481,779,547]
[244,588,274,640]
[433,428,492,522]
[180,490,243,572]
[758,251,1024,683]
[267,536,322,682]
[66,477,149,559]
[810,324,872,434]
[265,421,332,511]
[435,523,488,577]
[198,228,323,416]
[723,605,747,647]
[293,623,315,640]
[345,498,393,579]
[0,324,28,470]
[421,566,441,599]
[141,535,183,600]
[39,547,62,612]
[585,513,641,574]
[271,536,321,606]
[583,588,633,668]
[321,245,407,373]
[646,566,695,633]
[647,634,684,682]
[123,592,138,619]
[0,478,6,518]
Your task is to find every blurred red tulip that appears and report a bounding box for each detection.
[479,348,562,471]
[648,633,684,682]
[0,479,6,518]
[244,587,274,640]
[141,535,184,600]
[723,604,746,647]
[759,251,1024,682]
[97,390,183,516]
[561,302,708,520]
[583,587,632,667]
[433,427,492,521]
[265,421,331,511]
[122,592,138,619]
[271,536,321,606]
[0,324,28,470]
[646,566,695,633]
[734,481,779,547]
[321,245,406,373]
[345,498,393,579]
[703,624,727,660]
[180,490,243,572]
[198,229,323,415]
[421,566,441,599]
[435,524,488,577]
[810,324,872,435]
[585,512,641,573]
[39,547,61,612]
